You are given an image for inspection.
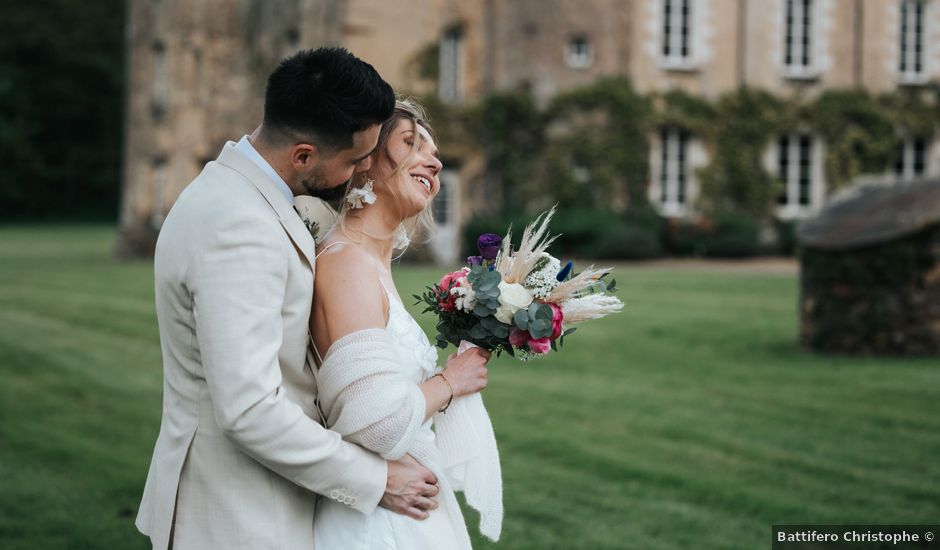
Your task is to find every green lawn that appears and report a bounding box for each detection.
[1,226,937,550]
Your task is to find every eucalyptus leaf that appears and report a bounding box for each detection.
[526,306,539,323]
[476,271,501,293]
[474,304,493,317]
[480,299,500,312]
[480,316,504,332]
[513,309,529,330]
[534,305,553,321]
[469,324,488,339]
[529,320,552,339]
[487,289,502,300]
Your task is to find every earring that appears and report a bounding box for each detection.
[345,178,377,209]
[393,223,411,250]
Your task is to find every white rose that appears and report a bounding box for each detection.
[494,282,534,324]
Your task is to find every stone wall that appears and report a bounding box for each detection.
[116,0,345,257]
[117,0,939,258]
[800,225,940,355]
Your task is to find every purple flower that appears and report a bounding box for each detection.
[467,255,484,267]
[477,233,503,261]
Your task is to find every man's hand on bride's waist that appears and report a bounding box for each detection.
[380,455,440,520]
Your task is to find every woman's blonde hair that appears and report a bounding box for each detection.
[338,97,438,250]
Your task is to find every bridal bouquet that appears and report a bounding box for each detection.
[415,208,623,360]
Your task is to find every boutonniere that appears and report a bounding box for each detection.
[302,218,321,244]
[294,203,322,245]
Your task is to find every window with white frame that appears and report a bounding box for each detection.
[658,127,690,214]
[429,167,460,265]
[661,0,694,67]
[776,134,816,212]
[566,36,593,69]
[432,167,457,225]
[438,27,463,103]
[899,0,927,82]
[783,0,815,76]
[894,136,928,180]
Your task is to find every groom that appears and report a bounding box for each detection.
[136,48,441,549]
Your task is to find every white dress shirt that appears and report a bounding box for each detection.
[236,135,295,206]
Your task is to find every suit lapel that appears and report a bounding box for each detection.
[216,142,316,268]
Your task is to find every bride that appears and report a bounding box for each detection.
[309,98,497,549]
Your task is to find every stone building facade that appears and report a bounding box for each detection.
[117,0,940,259]
[632,0,940,223]
[117,0,350,255]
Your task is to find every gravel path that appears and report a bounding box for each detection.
[618,257,799,275]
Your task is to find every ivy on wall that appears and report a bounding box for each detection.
[811,90,897,190]
[413,80,938,223]
[540,78,652,209]
[653,89,714,135]
[701,89,787,220]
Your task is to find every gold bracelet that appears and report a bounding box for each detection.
[433,372,454,413]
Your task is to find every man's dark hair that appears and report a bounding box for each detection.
[261,48,394,152]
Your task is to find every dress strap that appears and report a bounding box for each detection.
[315,240,348,259]
[309,333,324,366]
[305,333,329,422]
[311,241,348,366]
[376,275,392,297]
[312,240,392,362]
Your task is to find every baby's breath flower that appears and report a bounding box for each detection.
[451,276,478,312]
[524,252,561,299]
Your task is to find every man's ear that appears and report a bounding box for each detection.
[290,143,319,170]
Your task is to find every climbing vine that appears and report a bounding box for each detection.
[811,90,897,191]
[539,77,652,209]
[409,79,937,225]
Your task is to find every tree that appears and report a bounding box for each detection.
[0,0,126,220]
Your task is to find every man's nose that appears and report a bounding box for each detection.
[356,157,372,173]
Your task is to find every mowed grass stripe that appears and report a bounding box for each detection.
[2,226,938,550]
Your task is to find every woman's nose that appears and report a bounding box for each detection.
[426,155,442,175]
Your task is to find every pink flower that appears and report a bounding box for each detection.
[437,269,467,312]
[527,337,551,354]
[509,327,529,348]
[549,303,564,339]
[509,327,552,355]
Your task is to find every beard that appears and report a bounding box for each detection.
[302,166,349,207]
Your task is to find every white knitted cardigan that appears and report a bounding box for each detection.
[315,328,503,542]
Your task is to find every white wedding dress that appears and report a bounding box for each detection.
[311,286,473,550]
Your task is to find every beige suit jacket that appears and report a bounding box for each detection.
[136,143,386,549]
